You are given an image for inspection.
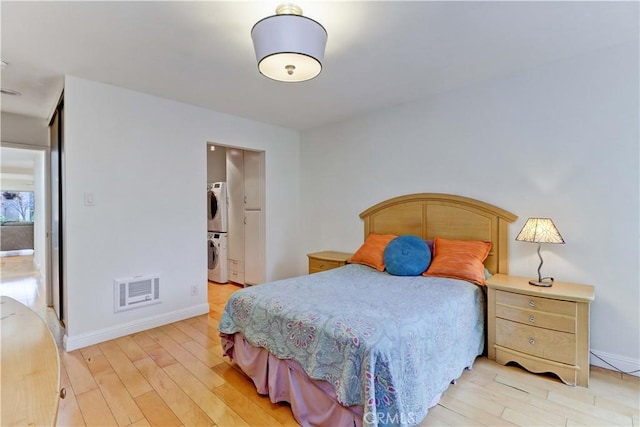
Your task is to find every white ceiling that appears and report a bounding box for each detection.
[0,147,39,189]
[1,1,637,131]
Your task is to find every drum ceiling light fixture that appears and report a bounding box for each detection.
[251,3,327,82]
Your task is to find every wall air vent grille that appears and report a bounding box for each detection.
[114,275,161,312]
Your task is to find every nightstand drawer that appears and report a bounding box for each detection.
[487,274,594,387]
[309,258,341,272]
[496,318,576,365]
[496,290,576,317]
[307,251,352,274]
[495,304,576,333]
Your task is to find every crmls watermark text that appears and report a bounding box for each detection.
[364,411,418,425]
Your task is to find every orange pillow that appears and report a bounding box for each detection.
[348,233,398,271]
[423,237,491,285]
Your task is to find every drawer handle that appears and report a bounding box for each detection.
[529,301,535,307]
[60,388,67,399]
[529,338,536,345]
[319,262,325,267]
[529,316,535,323]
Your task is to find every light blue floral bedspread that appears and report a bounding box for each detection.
[218,264,485,426]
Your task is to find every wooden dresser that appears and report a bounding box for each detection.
[1,296,61,426]
[486,274,595,387]
[307,251,351,274]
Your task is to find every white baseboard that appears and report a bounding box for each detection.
[590,349,640,377]
[63,303,210,351]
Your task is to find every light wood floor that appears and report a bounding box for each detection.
[1,255,639,426]
[0,254,65,346]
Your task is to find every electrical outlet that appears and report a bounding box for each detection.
[191,284,198,296]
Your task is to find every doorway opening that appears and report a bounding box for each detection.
[0,144,53,319]
[206,142,266,300]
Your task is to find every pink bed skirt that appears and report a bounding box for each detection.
[222,332,363,427]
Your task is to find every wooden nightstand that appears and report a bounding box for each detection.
[307,251,351,274]
[486,274,595,387]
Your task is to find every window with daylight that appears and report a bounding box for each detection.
[1,191,35,223]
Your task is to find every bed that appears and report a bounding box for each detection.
[219,193,517,426]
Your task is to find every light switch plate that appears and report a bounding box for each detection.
[84,192,95,206]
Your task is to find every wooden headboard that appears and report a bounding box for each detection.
[359,193,517,274]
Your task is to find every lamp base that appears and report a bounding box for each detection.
[529,279,554,287]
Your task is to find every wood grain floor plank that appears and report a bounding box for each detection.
[134,357,214,427]
[494,374,551,399]
[160,324,193,344]
[79,345,103,360]
[438,393,518,426]
[144,327,165,340]
[210,343,225,360]
[442,385,505,417]
[212,362,299,426]
[98,340,153,398]
[134,390,182,427]
[152,330,225,389]
[547,391,633,426]
[590,366,640,391]
[182,339,226,368]
[56,385,86,427]
[60,350,99,396]
[85,354,115,378]
[174,319,218,348]
[419,410,453,426]
[589,367,640,409]
[209,308,224,318]
[75,388,118,427]
[130,332,156,349]
[214,382,289,427]
[203,314,221,328]
[141,342,179,368]
[115,336,149,363]
[595,396,640,419]
[58,350,72,390]
[426,404,482,426]
[94,372,145,426]
[190,321,222,345]
[526,393,621,426]
[501,407,552,427]
[164,362,250,426]
[460,379,567,426]
[127,418,151,426]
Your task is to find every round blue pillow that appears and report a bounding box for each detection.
[383,235,431,276]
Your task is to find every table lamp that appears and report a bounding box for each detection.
[516,218,565,287]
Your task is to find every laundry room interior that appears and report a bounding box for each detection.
[207,143,265,294]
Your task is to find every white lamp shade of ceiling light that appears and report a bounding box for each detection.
[252,9,327,82]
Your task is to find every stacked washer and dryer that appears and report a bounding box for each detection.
[207,182,228,283]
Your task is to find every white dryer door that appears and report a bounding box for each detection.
[208,191,219,220]
[208,240,219,270]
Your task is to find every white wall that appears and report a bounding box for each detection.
[1,112,49,147]
[301,43,639,372]
[63,76,300,350]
